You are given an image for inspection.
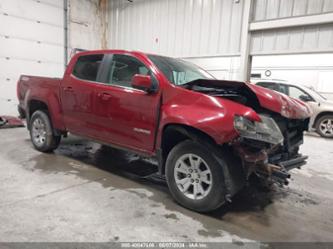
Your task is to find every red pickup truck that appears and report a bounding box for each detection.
[17,50,311,212]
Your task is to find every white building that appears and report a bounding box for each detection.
[1,0,333,114]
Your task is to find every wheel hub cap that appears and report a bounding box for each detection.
[31,118,47,146]
[320,119,333,135]
[174,153,212,200]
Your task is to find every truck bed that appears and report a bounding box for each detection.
[17,75,64,129]
[17,75,61,103]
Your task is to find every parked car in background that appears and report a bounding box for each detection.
[253,79,333,138]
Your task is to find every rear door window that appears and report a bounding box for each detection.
[73,54,104,82]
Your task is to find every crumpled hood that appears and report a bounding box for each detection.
[246,83,312,119]
[184,79,312,119]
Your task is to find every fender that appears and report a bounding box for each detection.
[157,123,245,198]
[25,86,65,131]
[156,91,261,148]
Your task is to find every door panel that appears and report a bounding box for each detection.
[61,75,97,136]
[93,54,160,152]
[94,84,160,152]
[61,54,104,137]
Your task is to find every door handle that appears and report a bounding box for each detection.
[63,86,73,92]
[97,92,111,101]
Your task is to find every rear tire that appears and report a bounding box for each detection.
[165,140,227,212]
[29,110,61,152]
[315,115,333,138]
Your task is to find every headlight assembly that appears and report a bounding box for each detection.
[234,115,284,145]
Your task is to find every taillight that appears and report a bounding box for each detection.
[17,76,21,100]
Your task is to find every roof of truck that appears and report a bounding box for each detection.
[72,49,179,60]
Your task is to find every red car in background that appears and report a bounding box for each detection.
[17,50,311,212]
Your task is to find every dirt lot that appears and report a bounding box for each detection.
[0,128,332,243]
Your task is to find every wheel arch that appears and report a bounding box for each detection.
[314,111,333,128]
[29,109,61,152]
[160,124,246,203]
[158,124,216,174]
[27,99,49,129]
[27,97,65,134]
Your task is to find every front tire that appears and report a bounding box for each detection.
[315,115,333,138]
[165,140,227,212]
[29,110,61,152]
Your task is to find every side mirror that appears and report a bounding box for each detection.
[131,74,153,93]
[299,94,313,102]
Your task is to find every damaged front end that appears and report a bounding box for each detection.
[182,79,311,186]
[232,113,309,186]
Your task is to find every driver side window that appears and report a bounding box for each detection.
[288,86,311,101]
[107,54,150,87]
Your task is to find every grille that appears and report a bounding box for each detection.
[269,116,309,164]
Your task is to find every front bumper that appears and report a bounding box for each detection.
[233,141,308,186]
[279,155,308,171]
[269,154,308,185]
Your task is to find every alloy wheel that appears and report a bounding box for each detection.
[174,153,213,200]
[319,118,333,136]
[31,118,47,146]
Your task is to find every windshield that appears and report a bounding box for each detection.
[148,55,214,85]
[303,86,327,101]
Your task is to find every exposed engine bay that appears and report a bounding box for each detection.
[183,79,260,108]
